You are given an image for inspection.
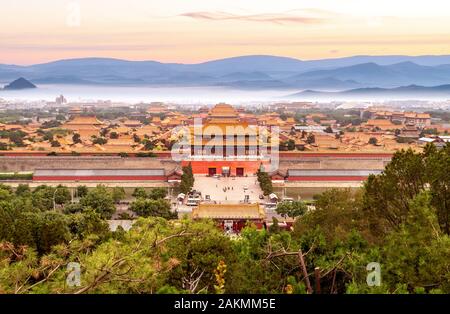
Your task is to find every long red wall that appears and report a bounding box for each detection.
[1,151,393,158]
[279,152,393,158]
[287,176,369,181]
[33,176,167,181]
[181,160,267,175]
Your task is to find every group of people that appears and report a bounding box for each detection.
[220,186,234,192]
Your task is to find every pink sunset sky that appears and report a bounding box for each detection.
[1,0,450,65]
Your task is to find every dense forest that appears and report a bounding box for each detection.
[0,144,449,294]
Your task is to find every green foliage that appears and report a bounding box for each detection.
[68,208,110,240]
[111,187,126,203]
[136,152,157,157]
[368,137,378,145]
[31,185,70,211]
[10,211,71,255]
[379,193,450,292]
[92,137,108,145]
[130,198,176,219]
[256,166,273,196]
[148,187,168,200]
[132,187,147,199]
[72,133,81,144]
[109,131,119,139]
[324,126,333,133]
[80,185,115,219]
[424,143,450,234]
[180,163,194,194]
[63,203,84,214]
[276,201,307,218]
[0,173,33,181]
[15,184,31,197]
[76,185,88,198]
[306,134,315,144]
[0,130,26,147]
[363,148,426,234]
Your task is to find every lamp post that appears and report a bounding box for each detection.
[53,188,58,211]
[53,186,65,211]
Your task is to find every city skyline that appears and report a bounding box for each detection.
[1,0,450,65]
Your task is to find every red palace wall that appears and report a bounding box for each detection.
[33,176,167,181]
[279,152,393,158]
[287,176,369,181]
[218,220,265,232]
[181,160,269,175]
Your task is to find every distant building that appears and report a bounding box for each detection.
[364,119,398,131]
[61,116,105,139]
[55,95,67,105]
[186,104,272,176]
[397,124,421,142]
[192,203,266,233]
[369,111,431,128]
[147,102,169,115]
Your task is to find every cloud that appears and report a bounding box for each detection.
[179,11,327,25]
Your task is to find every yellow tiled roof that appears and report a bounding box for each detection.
[192,203,265,219]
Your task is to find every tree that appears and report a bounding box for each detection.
[76,185,89,198]
[256,167,273,196]
[72,133,81,144]
[293,189,374,243]
[15,184,31,197]
[132,187,147,199]
[148,187,168,200]
[130,198,176,219]
[8,131,26,147]
[180,163,194,194]
[80,185,116,219]
[68,208,110,240]
[12,211,70,255]
[276,201,307,219]
[92,137,108,145]
[112,187,126,203]
[54,185,71,205]
[0,184,13,201]
[363,149,426,234]
[286,139,295,151]
[269,217,281,233]
[109,132,119,139]
[306,134,315,144]
[324,126,333,133]
[143,139,155,151]
[424,143,450,234]
[368,137,378,145]
[41,120,61,129]
[36,211,71,254]
[63,203,84,214]
[31,185,70,211]
[379,193,450,291]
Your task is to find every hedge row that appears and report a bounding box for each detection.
[0,173,33,180]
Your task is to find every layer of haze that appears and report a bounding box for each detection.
[1,0,450,65]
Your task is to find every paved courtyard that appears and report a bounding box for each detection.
[193,175,263,204]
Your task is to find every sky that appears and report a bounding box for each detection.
[1,0,450,65]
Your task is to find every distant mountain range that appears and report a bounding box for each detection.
[2,77,36,90]
[2,55,450,91]
[287,84,450,99]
